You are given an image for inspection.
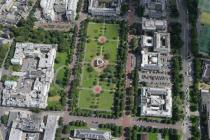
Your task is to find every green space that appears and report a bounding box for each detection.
[198,25,210,54]
[199,0,210,12]
[198,0,210,55]
[78,22,119,111]
[0,43,10,66]
[149,133,158,140]
[200,11,210,25]
[137,133,177,140]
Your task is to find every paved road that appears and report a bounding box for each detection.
[176,0,193,139]
[0,106,181,130]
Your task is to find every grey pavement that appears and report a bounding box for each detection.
[176,0,194,139]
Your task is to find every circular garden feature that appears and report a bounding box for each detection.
[98,36,107,45]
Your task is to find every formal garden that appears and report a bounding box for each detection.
[77,22,120,111]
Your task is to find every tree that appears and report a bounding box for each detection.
[104,53,110,60]
[58,117,64,126]
[1,114,8,125]
[130,37,139,50]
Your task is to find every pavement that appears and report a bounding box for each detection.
[0,106,182,130]
[176,0,194,139]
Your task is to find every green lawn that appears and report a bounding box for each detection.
[87,22,104,39]
[199,0,210,12]
[198,25,210,54]
[48,51,69,110]
[104,24,119,40]
[201,11,210,25]
[85,40,101,62]
[54,52,69,87]
[78,22,119,111]
[149,133,158,140]
[103,41,118,64]
[0,43,9,66]
[54,52,68,70]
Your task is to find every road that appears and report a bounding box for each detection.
[176,0,193,139]
[0,106,182,131]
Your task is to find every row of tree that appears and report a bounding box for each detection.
[185,1,201,139]
[127,126,180,140]
[169,20,184,123]
[113,21,128,118]
[98,123,123,137]
[171,56,184,122]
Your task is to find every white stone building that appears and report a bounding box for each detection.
[2,43,57,108]
[88,0,121,16]
[40,0,78,21]
[140,87,172,117]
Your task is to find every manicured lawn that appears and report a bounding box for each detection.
[48,95,61,108]
[149,133,157,140]
[81,64,98,88]
[201,11,210,25]
[54,52,68,70]
[0,43,9,66]
[85,40,101,62]
[56,68,66,87]
[78,22,119,111]
[87,22,104,39]
[78,89,93,109]
[48,51,69,110]
[53,52,69,87]
[104,24,119,40]
[78,89,113,111]
[198,25,210,54]
[103,41,118,64]
[98,90,113,110]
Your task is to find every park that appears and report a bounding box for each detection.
[78,22,120,111]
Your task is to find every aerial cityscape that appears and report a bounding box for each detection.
[0,0,208,140]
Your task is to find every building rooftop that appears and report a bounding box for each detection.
[40,0,79,21]
[43,115,59,140]
[201,89,210,106]
[7,111,44,140]
[154,32,170,53]
[2,43,57,108]
[88,0,121,16]
[141,51,162,70]
[73,129,112,140]
[202,60,210,83]
[7,111,59,140]
[140,0,166,19]
[140,87,172,117]
[141,35,153,48]
[0,0,32,25]
[142,17,167,31]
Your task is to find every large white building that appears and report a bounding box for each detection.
[154,32,170,53]
[140,0,167,19]
[142,17,167,31]
[2,43,57,108]
[140,87,172,117]
[141,51,162,70]
[73,129,112,140]
[7,111,59,140]
[40,0,78,21]
[88,0,121,16]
